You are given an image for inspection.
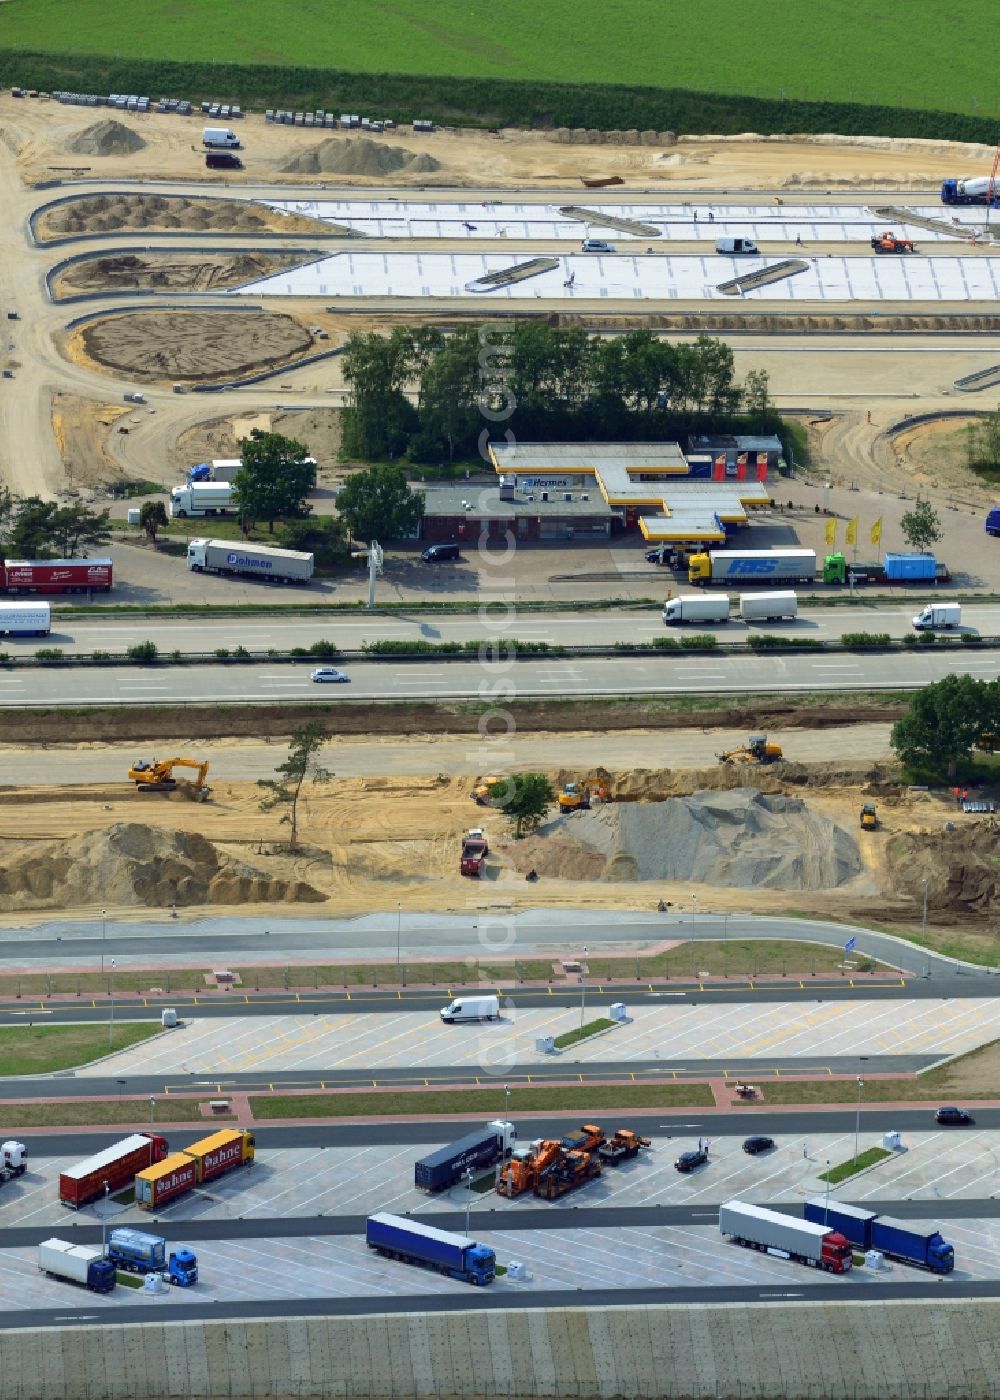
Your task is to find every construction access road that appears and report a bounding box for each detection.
[1,645,998,706]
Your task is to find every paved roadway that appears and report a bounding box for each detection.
[2,646,999,705]
[0,912,979,978]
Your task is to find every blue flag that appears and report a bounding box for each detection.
[844,936,857,954]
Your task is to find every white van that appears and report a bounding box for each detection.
[716,236,758,255]
[440,995,500,1023]
[581,239,615,253]
[202,126,240,149]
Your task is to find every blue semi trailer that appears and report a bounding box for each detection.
[365,1212,495,1285]
[106,1228,198,1286]
[986,508,1000,537]
[803,1200,954,1273]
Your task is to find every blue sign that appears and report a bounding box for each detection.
[844,936,857,954]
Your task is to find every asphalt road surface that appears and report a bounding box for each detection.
[2,647,998,705]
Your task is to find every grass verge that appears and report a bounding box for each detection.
[0,1098,231,1127]
[0,1023,161,1074]
[250,1082,714,1119]
[818,1147,892,1183]
[115,1272,145,1289]
[553,1018,616,1050]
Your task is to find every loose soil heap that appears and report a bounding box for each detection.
[56,251,312,297]
[0,823,325,911]
[510,788,862,891]
[68,119,145,157]
[886,821,1000,923]
[73,309,313,383]
[281,137,440,176]
[35,194,325,242]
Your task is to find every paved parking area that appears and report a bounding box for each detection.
[80,1000,1000,1078]
[6,1130,1000,1233]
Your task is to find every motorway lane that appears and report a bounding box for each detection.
[2,647,1000,706]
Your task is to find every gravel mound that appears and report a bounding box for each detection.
[0,822,326,910]
[68,119,146,157]
[281,137,440,176]
[513,788,861,890]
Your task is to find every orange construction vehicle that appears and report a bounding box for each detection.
[558,777,610,812]
[598,1128,652,1166]
[870,231,916,254]
[536,1147,601,1199]
[497,1140,561,1198]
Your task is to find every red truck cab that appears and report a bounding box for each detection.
[460,828,489,877]
[821,1231,853,1272]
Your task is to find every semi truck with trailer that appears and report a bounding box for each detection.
[803,1200,954,1273]
[59,1132,169,1208]
[414,1121,515,1192]
[135,1128,254,1209]
[170,483,235,517]
[662,593,730,625]
[0,558,113,593]
[186,538,314,584]
[0,601,50,636]
[106,1228,198,1285]
[941,177,1000,207]
[719,1200,853,1273]
[38,1238,116,1293]
[365,1212,496,1285]
[690,549,950,588]
[739,591,797,622]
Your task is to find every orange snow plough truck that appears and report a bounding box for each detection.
[135,1129,255,1209]
[497,1124,650,1199]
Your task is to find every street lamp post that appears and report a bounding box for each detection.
[109,958,116,1047]
[504,1083,510,1121]
[101,908,107,976]
[580,946,588,1028]
[464,1167,474,1236]
[824,1163,831,1226]
[101,1181,110,1256]
[396,902,402,972]
[921,878,929,977]
[854,1075,865,1165]
[149,1096,156,1124]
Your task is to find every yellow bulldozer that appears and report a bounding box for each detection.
[127,756,211,802]
[470,774,504,806]
[717,734,783,765]
[860,802,878,831]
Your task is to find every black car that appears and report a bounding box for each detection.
[935,1106,975,1126]
[421,543,461,563]
[674,1149,708,1173]
[742,1135,775,1155]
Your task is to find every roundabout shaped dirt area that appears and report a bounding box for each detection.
[70,309,314,383]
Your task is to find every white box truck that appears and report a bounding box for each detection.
[912,602,961,630]
[739,591,798,622]
[38,1238,116,1292]
[170,482,235,517]
[202,126,240,148]
[0,601,51,636]
[662,593,730,625]
[440,995,500,1023]
[186,538,314,584]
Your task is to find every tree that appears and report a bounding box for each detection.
[341,329,419,460]
[488,772,555,838]
[7,498,110,558]
[335,464,424,543]
[412,326,481,462]
[139,500,168,543]
[257,722,332,850]
[900,499,943,554]
[890,674,987,777]
[232,432,314,533]
[279,515,349,568]
[966,407,1000,479]
[743,368,772,422]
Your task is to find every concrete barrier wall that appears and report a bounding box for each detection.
[2,1300,998,1400]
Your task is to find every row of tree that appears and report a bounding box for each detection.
[0,487,111,559]
[342,325,780,464]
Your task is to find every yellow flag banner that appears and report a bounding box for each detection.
[825,517,837,547]
[845,516,858,546]
[870,516,883,547]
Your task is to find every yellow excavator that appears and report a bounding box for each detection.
[470,774,504,806]
[127,756,211,802]
[558,777,610,812]
[717,734,783,765]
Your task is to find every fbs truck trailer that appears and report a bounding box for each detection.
[366,1212,496,1285]
[803,1200,954,1273]
[186,538,314,585]
[719,1199,852,1273]
[689,549,816,586]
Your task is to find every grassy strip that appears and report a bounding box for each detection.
[115,1272,145,1289]
[819,1147,892,1184]
[0,1023,160,1074]
[553,1018,615,1050]
[55,598,664,618]
[0,1099,231,1127]
[250,1082,714,1119]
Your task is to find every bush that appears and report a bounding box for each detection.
[126,640,159,662]
[960,631,980,646]
[362,639,461,654]
[679,634,717,650]
[34,647,65,662]
[840,632,892,649]
[234,645,251,658]
[902,632,920,648]
[214,647,231,659]
[650,636,681,650]
[747,634,824,650]
[308,639,340,658]
[170,649,182,661]
[90,650,113,661]
[918,630,937,646]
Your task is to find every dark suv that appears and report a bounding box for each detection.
[935,1106,975,1126]
[674,1148,708,1173]
[742,1135,775,1155]
[421,543,461,563]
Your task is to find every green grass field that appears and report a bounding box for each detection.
[2,0,995,118]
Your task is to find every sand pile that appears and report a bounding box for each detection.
[0,822,326,911]
[885,820,1000,922]
[68,119,146,157]
[281,137,441,176]
[509,788,861,890]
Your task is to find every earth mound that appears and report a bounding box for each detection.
[280,137,440,176]
[509,788,862,891]
[0,822,326,910]
[68,119,146,157]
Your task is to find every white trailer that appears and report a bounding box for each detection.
[0,601,51,636]
[719,1200,852,1273]
[170,483,235,518]
[739,590,798,622]
[662,593,730,625]
[210,458,243,482]
[37,1238,116,1292]
[186,538,314,585]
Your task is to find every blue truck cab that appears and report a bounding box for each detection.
[804,1200,954,1274]
[986,508,1000,537]
[107,1228,198,1286]
[366,1212,495,1285]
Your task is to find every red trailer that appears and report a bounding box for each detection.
[59,1132,169,1208]
[1,558,113,594]
[134,1152,199,1209]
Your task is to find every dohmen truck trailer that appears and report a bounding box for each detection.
[366,1212,496,1285]
[38,1238,116,1293]
[689,549,949,587]
[135,1128,255,1209]
[106,1228,198,1285]
[414,1121,515,1192]
[59,1132,169,1208]
[803,1199,954,1273]
[186,538,314,585]
[719,1200,853,1273]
